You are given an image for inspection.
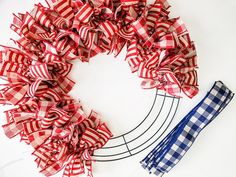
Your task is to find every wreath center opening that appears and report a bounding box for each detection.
[69,52,155,136]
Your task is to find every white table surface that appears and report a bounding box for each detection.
[0,0,236,177]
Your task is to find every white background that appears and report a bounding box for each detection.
[0,0,236,177]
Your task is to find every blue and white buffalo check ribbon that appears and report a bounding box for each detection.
[141,81,234,176]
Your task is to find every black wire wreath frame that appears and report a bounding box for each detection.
[93,88,180,162]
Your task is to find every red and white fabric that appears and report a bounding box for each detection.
[75,3,93,23]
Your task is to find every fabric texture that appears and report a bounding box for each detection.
[141,81,234,176]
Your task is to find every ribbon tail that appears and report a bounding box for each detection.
[3,84,29,105]
[85,160,93,177]
[27,78,42,97]
[63,154,85,177]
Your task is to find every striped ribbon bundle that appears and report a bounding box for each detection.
[0,0,199,176]
[2,98,113,176]
[141,81,234,176]
[0,0,199,99]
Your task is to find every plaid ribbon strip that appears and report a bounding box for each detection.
[141,81,234,176]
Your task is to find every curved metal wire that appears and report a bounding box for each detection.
[110,89,158,139]
[93,89,180,162]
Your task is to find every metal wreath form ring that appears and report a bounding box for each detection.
[0,0,198,176]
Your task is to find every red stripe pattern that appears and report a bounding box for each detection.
[0,0,199,176]
[121,0,140,5]
[75,3,93,23]
[1,95,112,176]
[53,0,74,22]
[29,63,52,80]
[99,21,118,38]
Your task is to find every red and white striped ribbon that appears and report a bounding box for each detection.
[99,21,118,38]
[121,0,139,5]
[53,0,74,22]
[29,63,52,80]
[75,3,93,23]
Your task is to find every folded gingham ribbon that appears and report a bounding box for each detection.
[141,81,234,176]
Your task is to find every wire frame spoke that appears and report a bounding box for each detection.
[93,89,180,162]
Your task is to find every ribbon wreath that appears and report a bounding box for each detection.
[0,0,198,176]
